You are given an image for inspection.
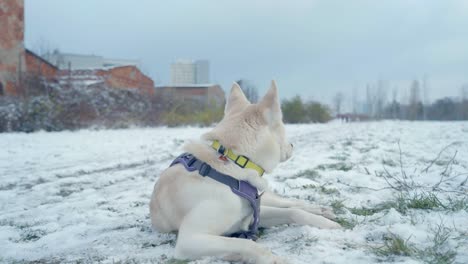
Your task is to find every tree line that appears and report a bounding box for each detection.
[333,79,468,121]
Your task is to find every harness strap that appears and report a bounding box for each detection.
[170,153,260,240]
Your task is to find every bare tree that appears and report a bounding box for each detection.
[333,92,344,115]
[351,85,358,114]
[391,87,399,119]
[408,80,423,120]
[460,84,468,120]
[422,75,430,120]
[236,79,259,103]
[375,79,388,119]
[366,83,376,117]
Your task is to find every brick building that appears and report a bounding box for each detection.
[0,0,26,95]
[58,65,155,95]
[25,49,59,81]
[100,66,154,95]
[0,0,58,96]
[0,0,155,96]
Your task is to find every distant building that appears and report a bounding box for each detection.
[195,60,209,84]
[0,0,26,95]
[170,59,210,85]
[0,0,154,96]
[58,65,155,95]
[0,0,60,96]
[24,49,59,81]
[46,51,139,70]
[156,84,224,106]
[171,60,196,85]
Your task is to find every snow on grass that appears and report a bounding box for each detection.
[0,121,467,263]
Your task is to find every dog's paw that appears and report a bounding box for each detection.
[297,205,336,220]
[321,207,336,220]
[325,220,342,229]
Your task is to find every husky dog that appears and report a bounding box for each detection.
[150,81,341,263]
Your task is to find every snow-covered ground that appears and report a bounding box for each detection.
[0,121,467,264]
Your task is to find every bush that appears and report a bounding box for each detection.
[0,85,165,132]
[282,95,332,123]
[162,100,224,127]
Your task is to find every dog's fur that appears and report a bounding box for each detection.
[150,81,341,263]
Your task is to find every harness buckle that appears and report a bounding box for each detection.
[235,155,249,168]
[182,153,197,169]
[199,163,211,176]
[217,145,226,156]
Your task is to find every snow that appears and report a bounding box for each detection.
[0,121,467,263]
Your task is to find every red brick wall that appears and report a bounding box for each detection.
[0,0,25,96]
[0,0,24,50]
[25,50,58,80]
[97,66,154,95]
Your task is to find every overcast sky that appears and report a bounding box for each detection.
[25,0,468,106]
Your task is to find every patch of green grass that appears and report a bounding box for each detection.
[330,200,346,214]
[350,207,379,216]
[352,192,449,217]
[329,153,348,161]
[19,229,46,242]
[335,217,357,229]
[418,224,456,264]
[300,184,340,195]
[373,232,415,258]
[316,162,353,172]
[446,196,468,212]
[359,145,378,153]
[405,192,444,210]
[319,186,340,195]
[350,201,398,216]
[292,169,321,180]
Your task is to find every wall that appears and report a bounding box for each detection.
[0,0,25,95]
[99,66,154,95]
[25,50,58,80]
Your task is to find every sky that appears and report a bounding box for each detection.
[25,0,468,107]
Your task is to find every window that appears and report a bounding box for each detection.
[0,82,4,96]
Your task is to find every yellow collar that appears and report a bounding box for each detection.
[211,140,265,177]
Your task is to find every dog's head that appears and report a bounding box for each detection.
[203,81,293,173]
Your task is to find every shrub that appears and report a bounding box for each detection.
[282,95,332,123]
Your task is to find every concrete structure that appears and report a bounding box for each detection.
[156,84,224,107]
[170,60,196,85]
[170,59,210,85]
[195,60,209,84]
[46,51,139,70]
[0,0,26,95]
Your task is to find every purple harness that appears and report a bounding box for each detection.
[170,153,260,240]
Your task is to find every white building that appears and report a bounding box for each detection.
[170,59,210,85]
[45,51,139,70]
[195,60,209,84]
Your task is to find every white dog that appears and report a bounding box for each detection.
[150,81,340,263]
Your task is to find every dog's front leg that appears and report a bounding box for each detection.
[175,200,289,264]
[261,191,336,220]
[259,206,341,229]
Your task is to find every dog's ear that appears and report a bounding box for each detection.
[259,80,282,125]
[225,82,250,115]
